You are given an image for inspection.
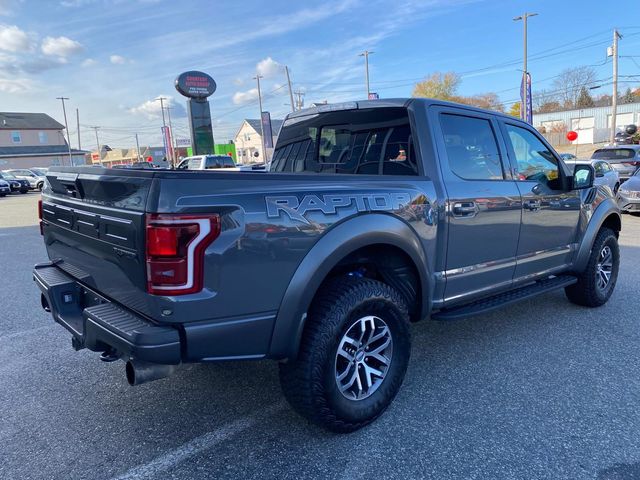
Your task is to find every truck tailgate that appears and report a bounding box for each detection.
[41,168,154,316]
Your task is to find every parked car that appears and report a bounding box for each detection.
[4,168,46,190]
[176,155,239,170]
[30,167,48,176]
[0,179,10,196]
[591,145,640,180]
[617,169,640,214]
[614,131,635,145]
[0,172,29,194]
[563,159,620,194]
[35,98,621,432]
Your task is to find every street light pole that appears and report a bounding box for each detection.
[513,13,537,123]
[359,50,374,98]
[253,74,267,162]
[56,96,73,165]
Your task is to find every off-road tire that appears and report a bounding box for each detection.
[565,227,619,307]
[279,276,411,433]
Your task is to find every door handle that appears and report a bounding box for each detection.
[523,199,541,211]
[452,202,478,218]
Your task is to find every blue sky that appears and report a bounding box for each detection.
[0,0,639,149]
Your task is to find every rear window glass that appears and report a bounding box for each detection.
[271,107,418,175]
[592,148,637,160]
[204,156,235,169]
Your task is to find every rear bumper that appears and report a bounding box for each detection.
[33,262,278,364]
[33,263,181,364]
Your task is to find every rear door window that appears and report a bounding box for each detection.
[272,107,417,175]
[439,114,504,180]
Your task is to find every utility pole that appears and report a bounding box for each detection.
[610,29,622,144]
[75,108,81,150]
[513,13,537,123]
[253,74,267,162]
[285,66,295,112]
[294,89,305,110]
[359,50,374,98]
[91,126,102,166]
[135,133,142,162]
[156,97,168,163]
[56,96,72,165]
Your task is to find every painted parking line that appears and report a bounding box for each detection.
[112,402,286,480]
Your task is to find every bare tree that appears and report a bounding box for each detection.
[551,66,597,109]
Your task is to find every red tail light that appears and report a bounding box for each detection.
[145,214,220,295]
[38,199,43,235]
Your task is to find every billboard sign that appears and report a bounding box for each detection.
[520,73,532,124]
[175,138,191,147]
[261,111,274,149]
[175,71,217,99]
[368,92,379,100]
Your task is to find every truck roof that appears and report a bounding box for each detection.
[286,97,525,124]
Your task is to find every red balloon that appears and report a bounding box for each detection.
[567,131,578,141]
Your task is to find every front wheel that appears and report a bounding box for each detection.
[279,277,411,432]
[565,227,620,307]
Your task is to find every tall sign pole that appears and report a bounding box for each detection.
[174,71,217,158]
[76,108,81,150]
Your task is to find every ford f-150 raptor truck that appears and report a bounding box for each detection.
[34,99,621,432]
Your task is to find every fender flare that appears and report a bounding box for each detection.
[268,213,431,360]
[573,197,621,273]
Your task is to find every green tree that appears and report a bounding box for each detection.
[412,72,461,100]
[622,87,635,104]
[508,102,521,117]
[576,86,595,108]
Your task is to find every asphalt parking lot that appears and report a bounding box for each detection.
[2,193,640,480]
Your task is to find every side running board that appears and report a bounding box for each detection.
[432,275,578,321]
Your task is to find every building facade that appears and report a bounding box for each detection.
[0,112,86,169]
[533,102,640,145]
[234,118,283,164]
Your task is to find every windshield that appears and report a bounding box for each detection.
[592,148,637,160]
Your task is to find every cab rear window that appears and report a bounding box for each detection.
[271,107,418,175]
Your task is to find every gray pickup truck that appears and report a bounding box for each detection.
[34,99,621,432]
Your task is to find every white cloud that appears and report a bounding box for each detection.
[0,24,31,52]
[41,35,83,57]
[232,88,259,105]
[129,95,186,120]
[81,58,96,67]
[0,74,35,93]
[110,54,130,64]
[256,57,283,78]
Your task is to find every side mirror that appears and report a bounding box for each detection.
[572,164,595,189]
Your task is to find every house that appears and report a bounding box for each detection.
[533,102,640,146]
[0,112,87,169]
[234,118,284,164]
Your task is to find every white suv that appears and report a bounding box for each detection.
[4,169,46,190]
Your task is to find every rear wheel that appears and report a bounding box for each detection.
[279,277,411,432]
[36,182,44,191]
[565,227,619,307]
